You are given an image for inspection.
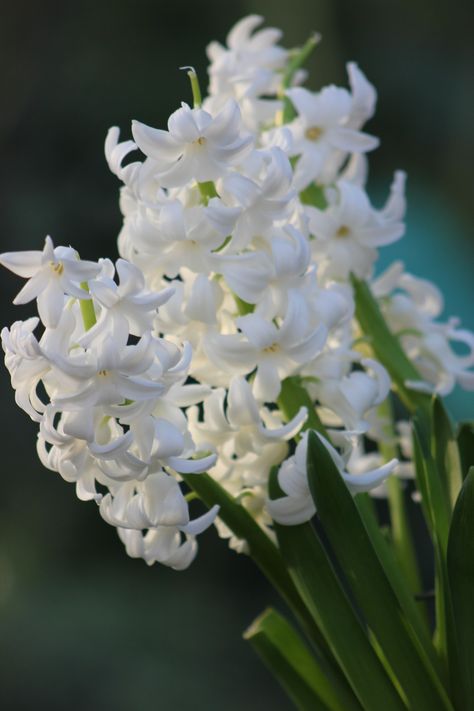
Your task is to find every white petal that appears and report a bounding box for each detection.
[131,120,181,162]
[267,495,315,526]
[37,279,66,328]
[0,249,43,277]
[181,504,219,535]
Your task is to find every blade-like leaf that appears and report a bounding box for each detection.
[377,397,424,602]
[412,411,451,553]
[244,608,342,711]
[432,397,463,510]
[307,431,453,711]
[447,467,474,708]
[278,376,329,438]
[182,471,357,708]
[181,472,310,634]
[456,421,474,480]
[351,274,430,413]
[269,471,405,711]
[410,415,454,671]
[355,494,440,674]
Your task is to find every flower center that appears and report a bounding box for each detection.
[194,136,206,146]
[50,261,64,275]
[305,126,323,142]
[263,342,280,354]
[336,225,351,238]
[98,369,109,377]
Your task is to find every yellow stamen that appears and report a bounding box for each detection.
[263,343,280,354]
[305,126,323,141]
[50,261,64,275]
[336,225,351,238]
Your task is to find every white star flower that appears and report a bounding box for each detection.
[0,236,100,328]
[132,100,253,187]
[286,85,379,189]
[79,258,174,346]
[267,430,397,525]
[210,294,327,402]
[306,175,406,281]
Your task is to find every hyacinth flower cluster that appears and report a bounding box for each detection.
[2,16,473,575]
[1,237,219,569]
[3,15,474,710]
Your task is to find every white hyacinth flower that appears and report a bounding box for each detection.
[0,236,100,328]
[307,175,406,282]
[267,431,397,525]
[132,100,253,187]
[286,85,379,189]
[80,258,174,345]
[210,294,327,402]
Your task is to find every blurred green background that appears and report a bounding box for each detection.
[0,1,473,708]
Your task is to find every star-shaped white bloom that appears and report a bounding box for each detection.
[210,294,328,402]
[267,430,397,525]
[286,85,379,189]
[188,375,307,457]
[215,147,293,251]
[306,174,406,281]
[132,100,253,187]
[0,236,100,328]
[79,258,174,346]
[100,471,219,534]
[312,357,391,433]
[205,15,287,131]
[48,332,164,413]
[373,262,474,395]
[117,527,196,570]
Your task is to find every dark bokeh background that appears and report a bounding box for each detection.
[0,1,473,709]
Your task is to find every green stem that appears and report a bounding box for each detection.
[234,293,254,315]
[79,281,96,331]
[197,180,218,204]
[378,398,424,604]
[277,33,320,125]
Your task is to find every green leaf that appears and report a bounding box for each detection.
[355,494,439,672]
[181,472,309,632]
[412,411,451,554]
[377,397,424,600]
[307,431,453,710]
[184,471,358,709]
[300,182,328,209]
[447,467,474,708]
[432,397,463,510]
[269,472,404,711]
[350,274,430,413]
[244,608,342,711]
[412,415,452,664]
[456,421,474,480]
[277,376,329,438]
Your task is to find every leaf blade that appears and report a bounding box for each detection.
[447,467,474,708]
[269,470,405,711]
[307,431,453,710]
[244,608,342,711]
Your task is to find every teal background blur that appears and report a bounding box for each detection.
[0,1,473,709]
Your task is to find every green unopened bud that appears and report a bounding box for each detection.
[181,65,202,108]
